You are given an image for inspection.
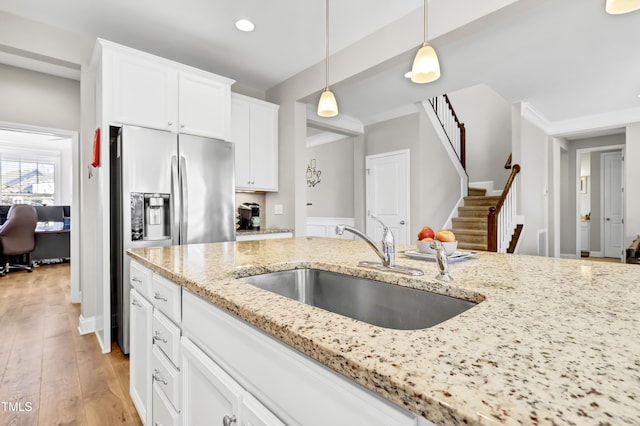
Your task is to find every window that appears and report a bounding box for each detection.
[0,155,58,206]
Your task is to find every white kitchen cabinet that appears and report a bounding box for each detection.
[129,261,182,425]
[99,39,234,140]
[178,72,230,140]
[581,221,591,252]
[182,289,421,426]
[130,288,153,425]
[231,93,279,191]
[111,51,178,132]
[181,337,282,426]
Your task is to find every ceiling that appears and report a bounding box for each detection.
[1,0,639,127]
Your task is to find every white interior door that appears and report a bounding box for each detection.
[365,150,410,244]
[603,151,623,258]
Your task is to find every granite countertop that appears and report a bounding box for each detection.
[236,227,294,236]
[128,237,640,425]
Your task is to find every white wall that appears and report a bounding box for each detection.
[447,84,512,188]
[306,137,354,218]
[0,64,80,130]
[512,103,549,255]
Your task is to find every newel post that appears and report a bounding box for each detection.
[487,206,497,252]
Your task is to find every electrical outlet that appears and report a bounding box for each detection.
[274,204,283,215]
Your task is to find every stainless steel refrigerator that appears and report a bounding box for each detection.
[110,125,235,354]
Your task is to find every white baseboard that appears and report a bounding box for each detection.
[77,314,96,335]
[589,251,603,257]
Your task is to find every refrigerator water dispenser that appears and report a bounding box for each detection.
[130,192,170,241]
[144,193,170,240]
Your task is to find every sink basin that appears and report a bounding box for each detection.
[239,269,476,330]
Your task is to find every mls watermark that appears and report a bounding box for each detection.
[2,401,34,412]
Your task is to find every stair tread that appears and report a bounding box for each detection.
[451,229,487,235]
[458,242,488,251]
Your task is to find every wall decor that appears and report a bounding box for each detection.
[306,159,322,187]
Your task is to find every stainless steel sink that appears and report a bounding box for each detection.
[239,269,476,330]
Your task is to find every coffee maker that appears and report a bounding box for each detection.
[238,203,260,230]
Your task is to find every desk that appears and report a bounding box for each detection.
[33,222,70,263]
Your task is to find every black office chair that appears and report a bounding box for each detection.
[0,204,38,275]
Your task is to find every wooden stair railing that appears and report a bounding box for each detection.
[488,164,521,252]
[504,153,512,169]
[428,94,466,170]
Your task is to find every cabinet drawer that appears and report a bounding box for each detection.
[130,260,152,300]
[153,382,180,426]
[153,310,181,367]
[151,273,181,323]
[152,345,181,412]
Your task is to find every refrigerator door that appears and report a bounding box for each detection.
[114,125,177,354]
[178,134,236,244]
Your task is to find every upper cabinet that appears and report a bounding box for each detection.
[178,72,231,139]
[231,93,279,191]
[96,39,234,141]
[111,52,178,132]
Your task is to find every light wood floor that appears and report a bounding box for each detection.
[0,263,142,426]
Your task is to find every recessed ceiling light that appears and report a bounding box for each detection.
[235,19,255,32]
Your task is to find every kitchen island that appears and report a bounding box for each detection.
[128,237,639,425]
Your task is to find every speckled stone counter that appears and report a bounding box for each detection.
[128,237,640,425]
[236,227,294,236]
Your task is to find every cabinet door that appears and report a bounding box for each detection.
[240,393,285,426]
[112,53,178,131]
[249,103,278,191]
[231,96,252,189]
[179,72,230,140]
[130,289,153,425]
[181,337,243,426]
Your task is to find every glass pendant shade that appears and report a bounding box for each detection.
[317,88,338,117]
[411,42,441,83]
[606,0,640,13]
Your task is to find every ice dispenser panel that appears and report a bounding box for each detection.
[131,192,170,241]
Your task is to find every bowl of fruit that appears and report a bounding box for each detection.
[416,227,457,256]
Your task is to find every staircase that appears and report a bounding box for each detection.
[452,187,500,251]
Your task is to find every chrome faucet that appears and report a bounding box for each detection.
[336,215,423,276]
[336,215,394,267]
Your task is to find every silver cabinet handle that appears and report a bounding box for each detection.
[606,217,611,221]
[153,331,167,343]
[400,220,406,225]
[154,292,168,301]
[168,121,173,126]
[132,276,142,283]
[152,369,167,385]
[180,124,185,128]
[131,299,142,307]
[222,415,236,426]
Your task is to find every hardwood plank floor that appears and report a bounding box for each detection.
[0,263,142,426]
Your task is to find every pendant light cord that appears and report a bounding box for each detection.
[423,0,428,44]
[325,0,330,89]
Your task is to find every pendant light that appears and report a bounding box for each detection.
[317,0,338,117]
[410,0,441,83]
[605,0,640,14]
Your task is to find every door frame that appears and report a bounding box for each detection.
[0,121,81,302]
[365,149,411,244]
[574,144,624,259]
[601,150,624,259]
